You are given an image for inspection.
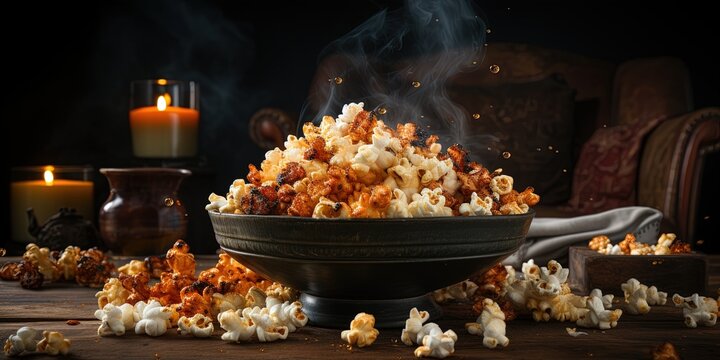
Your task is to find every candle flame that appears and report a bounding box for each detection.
[43,167,54,186]
[156,95,168,111]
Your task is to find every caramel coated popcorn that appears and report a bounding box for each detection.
[208,102,539,218]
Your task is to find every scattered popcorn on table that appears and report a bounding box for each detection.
[432,280,478,304]
[565,327,588,337]
[23,243,60,281]
[211,292,247,317]
[341,312,379,348]
[177,314,214,337]
[246,306,289,342]
[95,277,130,309]
[267,300,308,333]
[3,326,38,357]
[576,292,622,329]
[95,303,135,336]
[621,278,667,315]
[207,102,539,218]
[465,298,509,349]
[672,293,718,328]
[56,246,80,280]
[413,324,457,358]
[36,330,71,356]
[118,260,148,276]
[590,288,614,309]
[401,307,431,345]
[134,300,172,337]
[219,308,256,342]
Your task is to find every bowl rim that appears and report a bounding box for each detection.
[207,208,535,223]
[222,247,516,263]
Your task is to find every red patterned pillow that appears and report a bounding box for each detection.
[566,116,664,213]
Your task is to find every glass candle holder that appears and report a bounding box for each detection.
[130,79,199,158]
[10,165,94,243]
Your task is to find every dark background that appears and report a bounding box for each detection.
[2,1,717,253]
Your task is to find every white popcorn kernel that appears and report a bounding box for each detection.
[672,293,718,328]
[268,300,308,333]
[3,326,38,356]
[590,288,614,309]
[551,293,588,322]
[211,292,247,317]
[654,233,677,255]
[37,330,71,356]
[465,299,508,349]
[459,192,493,216]
[246,307,289,342]
[387,158,421,199]
[95,303,135,336]
[312,197,352,219]
[576,295,622,329]
[178,314,214,338]
[413,324,457,358]
[621,278,666,315]
[206,192,228,212]
[490,175,514,195]
[401,307,430,345]
[565,327,588,337]
[432,280,478,304]
[337,102,366,126]
[95,277,130,309]
[218,309,256,342]
[341,312,379,348]
[134,300,171,337]
[408,188,453,217]
[387,188,412,218]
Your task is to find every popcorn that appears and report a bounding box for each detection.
[95,277,130,309]
[341,312,379,348]
[590,288,614,309]
[177,314,214,337]
[267,300,308,333]
[57,246,80,280]
[3,326,38,356]
[576,293,622,329]
[621,278,667,315]
[118,260,148,276]
[23,243,59,281]
[672,293,718,328]
[413,323,457,358]
[459,192,493,216]
[432,280,478,304]
[211,292,247,317]
[36,330,71,356]
[465,299,509,349]
[95,303,135,336]
[219,308,256,342]
[565,327,588,337]
[134,300,172,336]
[246,306,289,342]
[654,233,676,255]
[401,307,430,345]
[652,342,681,360]
[208,102,538,217]
[588,235,610,251]
[408,188,453,217]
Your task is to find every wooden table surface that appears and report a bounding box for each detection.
[1,255,719,359]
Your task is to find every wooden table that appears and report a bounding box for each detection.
[2,256,719,359]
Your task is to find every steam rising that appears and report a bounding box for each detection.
[305,0,487,145]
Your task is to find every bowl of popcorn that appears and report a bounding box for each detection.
[206,103,538,327]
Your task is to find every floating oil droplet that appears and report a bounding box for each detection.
[377,107,387,115]
[334,76,343,85]
[502,151,511,159]
[164,197,174,207]
[489,64,501,74]
[411,81,421,88]
[555,150,560,154]
[486,28,492,34]
[547,145,554,151]
[536,147,542,152]
[435,18,439,22]
[487,147,492,151]
[562,169,568,173]
[472,113,481,119]
[484,43,488,47]
[472,60,478,65]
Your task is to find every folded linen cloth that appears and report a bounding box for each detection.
[503,206,663,267]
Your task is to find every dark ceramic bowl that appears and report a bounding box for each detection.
[208,210,533,328]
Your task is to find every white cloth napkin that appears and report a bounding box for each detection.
[503,206,663,267]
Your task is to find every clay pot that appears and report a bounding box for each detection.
[99,168,191,255]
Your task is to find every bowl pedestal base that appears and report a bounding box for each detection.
[300,293,442,329]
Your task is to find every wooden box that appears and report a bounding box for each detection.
[568,246,708,296]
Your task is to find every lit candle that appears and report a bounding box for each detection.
[130,94,199,158]
[10,166,94,243]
